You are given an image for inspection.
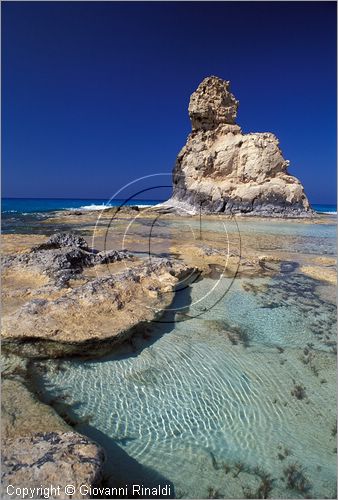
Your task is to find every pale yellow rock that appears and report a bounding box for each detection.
[300,265,337,285]
[1,432,104,500]
[167,76,313,217]
[2,257,196,354]
[1,378,68,440]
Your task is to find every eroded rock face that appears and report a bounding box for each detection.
[1,355,104,500]
[2,234,197,356]
[168,76,313,217]
[1,432,104,500]
[189,76,239,130]
[2,232,132,288]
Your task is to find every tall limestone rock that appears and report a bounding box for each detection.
[168,76,313,217]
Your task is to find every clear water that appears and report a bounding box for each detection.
[37,251,336,498]
[6,201,334,497]
[2,199,336,236]
[163,216,337,257]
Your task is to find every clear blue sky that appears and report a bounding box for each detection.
[2,1,337,203]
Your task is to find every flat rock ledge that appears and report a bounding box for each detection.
[1,432,104,500]
[2,233,197,357]
[166,76,314,218]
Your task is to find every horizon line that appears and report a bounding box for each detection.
[1,197,336,206]
[2,196,167,201]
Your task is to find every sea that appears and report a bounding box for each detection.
[3,196,337,497]
[1,198,162,234]
[1,198,336,235]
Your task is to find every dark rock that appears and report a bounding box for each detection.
[4,232,133,287]
[33,232,89,251]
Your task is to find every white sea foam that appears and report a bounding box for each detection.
[72,204,111,211]
[71,203,156,211]
[318,211,337,215]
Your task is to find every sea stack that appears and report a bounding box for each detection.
[168,76,313,217]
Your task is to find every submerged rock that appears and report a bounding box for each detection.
[166,76,313,217]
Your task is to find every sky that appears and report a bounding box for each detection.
[2,1,337,204]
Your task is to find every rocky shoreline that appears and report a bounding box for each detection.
[2,212,336,498]
[1,231,198,498]
[2,232,197,357]
[1,353,105,500]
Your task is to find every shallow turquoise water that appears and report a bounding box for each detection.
[166,216,337,256]
[36,220,336,499]
[38,280,336,497]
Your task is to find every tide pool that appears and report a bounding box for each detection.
[35,243,336,498]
